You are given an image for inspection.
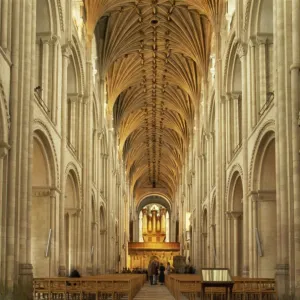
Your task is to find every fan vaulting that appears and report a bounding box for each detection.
[85,0,222,200]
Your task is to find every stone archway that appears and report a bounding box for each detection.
[64,169,80,274]
[31,131,56,277]
[228,173,243,276]
[252,132,276,277]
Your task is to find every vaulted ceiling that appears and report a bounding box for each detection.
[85,0,222,201]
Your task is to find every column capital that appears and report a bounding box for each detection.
[65,207,82,216]
[249,190,276,201]
[225,211,232,220]
[67,93,79,103]
[256,33,273,45]
[236,42,248,58]
[249,36,257,47]
[51,35,60,44]
[62,44,72,58]
[231,92,242,100]
[231,211,243,219]
[37,33,52,44]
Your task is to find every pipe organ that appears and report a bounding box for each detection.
[142,207,167,242]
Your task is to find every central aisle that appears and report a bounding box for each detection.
[134,282,175,300]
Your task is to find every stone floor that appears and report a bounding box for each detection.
[134,282,175,300]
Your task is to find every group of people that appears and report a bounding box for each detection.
[148,259,172,285]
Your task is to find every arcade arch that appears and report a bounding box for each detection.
[251,130,276,277]
[227,169,243,276]
[31,130,57,277]
[64,168,80,274]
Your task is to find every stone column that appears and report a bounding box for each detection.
[49,189,58,276]
[249,38,257,128]
[5,0,19,287]
[225,95,231,161]
[202,232,208,267]
[275,0,290,296]
[237,42,249,277]
[0,143,10,279]
[82,36,93,274]
[19,0,34,272]
[69,95,77,147]
[58,45,71,276]
[27,0,36,270]
[99,229,107,274]
[232,93,241,149]
[257,35,268,110]
[51,35,59,124]
[77,96,83,159]
[226,212,232,270]
[232,212,242,276]
[91,222,97,275]
[1,0,8,50]
[291,0,300,297]
[41,37,50,109]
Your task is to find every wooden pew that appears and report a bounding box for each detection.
[165,274,277,300]
[33,274,145,300]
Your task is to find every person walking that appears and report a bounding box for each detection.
[159,263,165,285]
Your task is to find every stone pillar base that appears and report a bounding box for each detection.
[276,264,290,299]
[58,265,66,277]
[18,264,33,299]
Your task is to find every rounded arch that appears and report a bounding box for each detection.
[65,163,81,208]
[249,122,276,278]
[35,0,62,36]
[253,132,275,191]
[225,164,243,210]
[33,120,59,187]
[224,35,242,94]
[32,133,52,186]
[223,31,237,84]
[136,194,172,214]
[246,0,273,37]
[249,120,275,191]
[67,35,85,97]
[227,169,243,212]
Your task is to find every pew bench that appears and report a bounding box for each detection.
[33,274,144,300]
[165,274,277,300]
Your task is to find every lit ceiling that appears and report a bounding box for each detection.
[85,0,222,200]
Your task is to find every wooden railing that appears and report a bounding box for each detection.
[33,274,146,300]
[165,274,277,300]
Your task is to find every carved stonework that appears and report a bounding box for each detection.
[236,42,248,58]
